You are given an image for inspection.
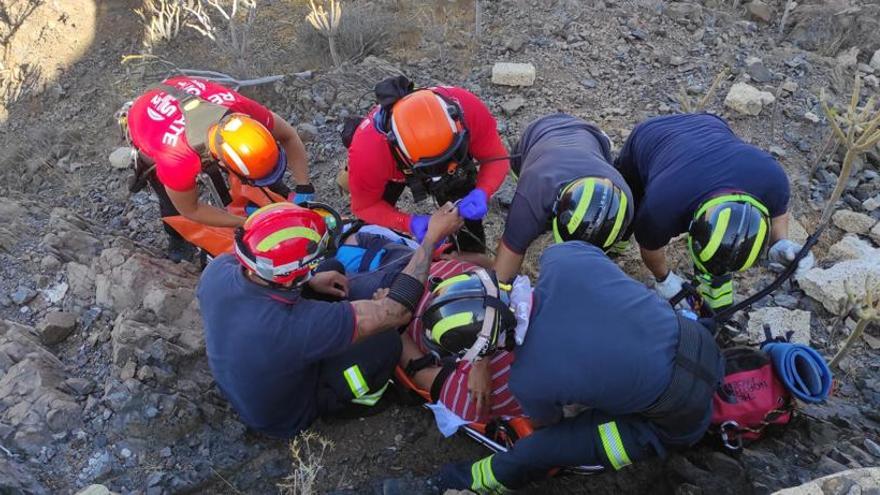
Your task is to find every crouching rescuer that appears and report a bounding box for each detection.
[439,242,724,493]
[196,201,463,437]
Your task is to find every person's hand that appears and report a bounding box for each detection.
[768,239,815,279]
[654,271,685,302]
[458,189,488,220]
[307,271,349,298]
[289,184,316,205]
[409,215,430,243]
[426,202,464,242]
[467,358,492,417]
[373,287,389,300]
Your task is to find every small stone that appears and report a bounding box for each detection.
[37,311,78,345]
[108,147,134,170]
[858,63,875,75]
[119,361,137,381]
[772,293,800,309]
[491,62,536,87]
[871,49,880,71]
[863,195,880,212]
[746,1,773,23]
[580,79,597,88]
[296,123,319,143]
[866,75,880,89]
[769,146,787,158]
[781,80,798,93]
[724,82,775,116]
[872,222,880,244]
[40,255,61,271]
[10,286,36,305]
[159,447,172,458]
[747,61,773,83]
[804,112,821,124]
[747,307,811,345]
[75,485,116,495]
[500,96,526,115]
[833,210,877,234]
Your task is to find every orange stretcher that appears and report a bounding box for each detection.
[162,174,286,257]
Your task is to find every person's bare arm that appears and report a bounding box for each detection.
[494,242,525,283]
[640,245,670,280]
[770,212,789,244]
[166,186,245,227]
[350,203,463,341]
[270,113,309,185]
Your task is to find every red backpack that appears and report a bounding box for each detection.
[710,347,794,450]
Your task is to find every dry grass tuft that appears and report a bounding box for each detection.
[278,430,334,495]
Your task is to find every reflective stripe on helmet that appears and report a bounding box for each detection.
[567,178,596,235]
[604,190,628,248]
[699,207,731,262]
[221,142,251,176]
[433,274,472,294]
[432,312,474,345]
[694,193,769,219]
[740,215,768,271]
[256,226,322,252]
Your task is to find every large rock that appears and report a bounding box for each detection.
[724,83,775,116]
[772,467,880,494]
[828,235,880,261]
[36,311,77,345]
[832,209,877,234]
[42,209,102,265]
[66,261,96,300]
[799,258,880,312]
[110,313,204,370]
[491,62,536,87]
[747,307,811,345]
[0,320,80,456]
[94,247,199,325]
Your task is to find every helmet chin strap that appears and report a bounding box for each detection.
[461,269,500,363]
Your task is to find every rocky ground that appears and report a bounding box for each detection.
[1,0,880,493]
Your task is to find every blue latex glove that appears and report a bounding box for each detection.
[290,184,316,205]
[458,189,488,220]
[409,215,430,243]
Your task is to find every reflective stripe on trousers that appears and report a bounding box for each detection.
[343,364,389,406]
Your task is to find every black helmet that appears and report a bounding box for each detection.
[688,193,770,276]
[421,269,516,361]
[553,177,632,250]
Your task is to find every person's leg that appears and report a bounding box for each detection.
[315,330,403,417]
[147,171,193,263]
[694,269,733,314]
[440,410,663,492]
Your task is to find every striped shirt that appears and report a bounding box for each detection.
[407,259,523,423]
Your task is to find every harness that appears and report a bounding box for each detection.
[640,315,724,443]
[154,83,233,163]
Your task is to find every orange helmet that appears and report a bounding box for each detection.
[389,90,470,178]
[208,113,286,186]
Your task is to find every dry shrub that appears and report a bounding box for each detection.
[278,430,334,495]
[134,0,189,52]
[297,0,398,68]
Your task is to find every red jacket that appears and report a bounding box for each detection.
[128,76,274,192]
[346,86,509,233]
